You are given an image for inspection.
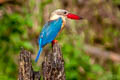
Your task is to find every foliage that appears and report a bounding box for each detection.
[0,12,33,80]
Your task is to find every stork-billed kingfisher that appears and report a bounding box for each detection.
[35,9,83,62]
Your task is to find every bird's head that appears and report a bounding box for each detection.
[50,9,83,21]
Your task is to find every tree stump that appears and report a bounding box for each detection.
[18,43,65,80]
[18,48,41,80]
[42,43,65,80]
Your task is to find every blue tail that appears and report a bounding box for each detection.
[35,47,43,62]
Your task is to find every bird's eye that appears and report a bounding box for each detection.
[64,11,67,14]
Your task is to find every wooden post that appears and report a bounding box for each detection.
[18,43,65,80]
[42,43,65,80]
[18,48,41,80]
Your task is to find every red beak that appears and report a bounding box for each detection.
[67,13,83,20]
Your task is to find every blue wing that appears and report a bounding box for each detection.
[35,17,63,62]
[39,17,63,47]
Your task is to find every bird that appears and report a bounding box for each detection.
[35,9,83,62]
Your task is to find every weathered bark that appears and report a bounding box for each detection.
[18,48,41,80]
[18,43,65,80]
[42,43,65,80]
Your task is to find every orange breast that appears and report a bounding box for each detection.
[59,20,65,33]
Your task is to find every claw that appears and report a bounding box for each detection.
[52,40,58,46]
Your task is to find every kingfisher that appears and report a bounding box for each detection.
[35,9,83,62]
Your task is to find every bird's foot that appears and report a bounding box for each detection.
[52,40,58,46]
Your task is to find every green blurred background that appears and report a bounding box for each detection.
[0,0,120,80]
